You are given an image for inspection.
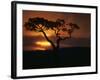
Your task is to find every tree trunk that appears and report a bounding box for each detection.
[41,30,56,50]
[56,39,60,49]
[42,30,59,65]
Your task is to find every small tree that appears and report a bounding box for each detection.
[24,17,80,50]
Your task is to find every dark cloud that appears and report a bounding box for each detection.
[23,36,45,46]
[23,35,90,48]
[61,38,90,47]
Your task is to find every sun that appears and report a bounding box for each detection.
[36,41,51,47]
[34,41,51,50]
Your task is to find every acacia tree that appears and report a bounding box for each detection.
[24,17,80,50]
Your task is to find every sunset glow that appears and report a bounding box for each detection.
[32,47,46,51]
[23,10,90,51]
[24,27,54,37]
[43,30,54,37]
[36,41,51,47]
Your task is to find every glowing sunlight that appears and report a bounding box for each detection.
[36,41,51,47]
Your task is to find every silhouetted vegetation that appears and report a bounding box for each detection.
[24,17,80,50]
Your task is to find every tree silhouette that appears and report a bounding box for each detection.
[24,17,80,50]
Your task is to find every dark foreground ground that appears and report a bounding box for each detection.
[23,47,90,69]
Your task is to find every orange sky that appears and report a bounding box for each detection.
[23,10,91,51]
